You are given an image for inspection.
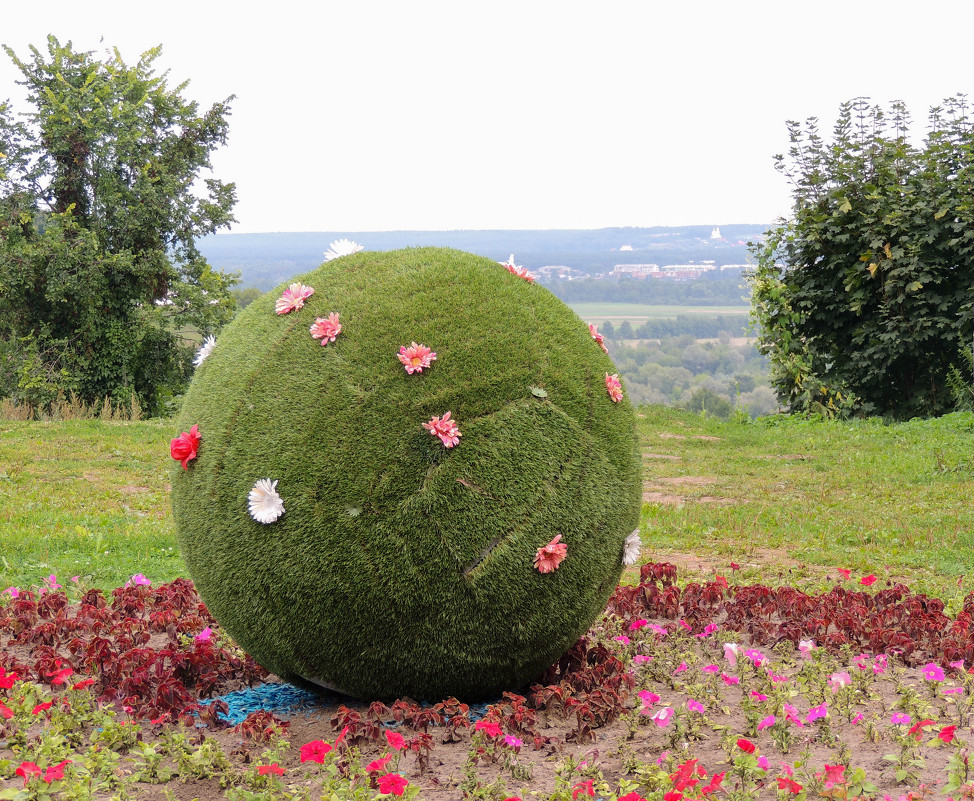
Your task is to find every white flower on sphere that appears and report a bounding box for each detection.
[193,335,217,367]
[323,238,364,261]
[622,528,642,566]
[248,478,285,524]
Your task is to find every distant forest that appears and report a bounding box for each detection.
[200,224,768,293]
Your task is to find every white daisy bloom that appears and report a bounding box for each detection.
[248,478,285,524]
[323,238,364,261]
[622,528,642,566]
[193,335,217,367]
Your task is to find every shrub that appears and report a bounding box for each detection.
[170,248,641,700]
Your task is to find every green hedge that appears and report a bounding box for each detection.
[171,248,641,699]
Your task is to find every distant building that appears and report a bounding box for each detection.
[535,265,588,280]
[619,244,633,251]
[711,227,722,239]
[609,263,661,279]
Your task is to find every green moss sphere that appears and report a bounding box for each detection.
[171,248,641,700]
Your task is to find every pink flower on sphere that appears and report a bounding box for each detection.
[397,342,437,374]
[422,411,461,447]
[170,424,201,469]
[589,323,609,353]
[605,373,624,402]
[499,254,535,282]
[275,282,315,314]
[310,312,342,345]
[534,534,568,573]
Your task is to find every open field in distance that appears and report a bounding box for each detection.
[568,302,750,324]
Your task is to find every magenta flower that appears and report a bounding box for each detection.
[720,673,739,686]
[723,643,739,665]
[743,648,766,666]
[649,707,674,727]
[309,312,342,345]
[605,373,624,402]
[533,534,568,573]
[125,573,151,588]
[750,691,768,701]
[821,764,845,789]
[806,702,828,723]
[614,635,631,645]
[922,662,945,682]
[696,623,719,638]
[944,686,965,695]
[170,424,201,469]
[648,624,668,636]
[633,655,653,664]
[275,282,315,314]
[891,712,911,725]
[504,735,522,749]
[687,698,705,713]
[397,342,437,374]
[851,712,864,724]
[422,411,461,448]
[195,627,213,642]
[758,715,776,730]
[798,639,815,658]
[673,661,688,675]
[702,664,719,674]
[637,690,661,709]
[377,773,409,797]
[629,619,648,631]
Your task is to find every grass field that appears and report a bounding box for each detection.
[2,407,973,610]
[567,302,750,324]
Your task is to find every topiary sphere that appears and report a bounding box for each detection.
[171,247,641,700]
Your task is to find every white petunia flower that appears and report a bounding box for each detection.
[248,478,285,524]
[323,238,364,261]
[622,528,642,566]
[193,335,217,367]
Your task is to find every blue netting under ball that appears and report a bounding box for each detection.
[201,682,495,726]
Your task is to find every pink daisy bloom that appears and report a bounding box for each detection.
[275,282,315,314]
[605,373,624,402]
[309,312,342,344]
[589,323,609,353]
[397,342,437,374]
[422,411,461,447]
[499,254,535,282]
[533,534,568,573]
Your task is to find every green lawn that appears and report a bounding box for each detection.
[2,407,973,610]
[567,302,750,324]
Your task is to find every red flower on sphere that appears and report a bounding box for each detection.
[170,425,200,469]
[534,535,568,573]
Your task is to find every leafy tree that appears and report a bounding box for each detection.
[748,97,974,419]
[0,36,238,415]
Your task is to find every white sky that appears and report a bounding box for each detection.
[2,1,971,234]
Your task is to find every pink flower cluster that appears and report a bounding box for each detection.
[275,282,314,314]
[422,411,461,448]
[310,312,342,345]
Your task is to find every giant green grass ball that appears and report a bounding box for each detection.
[171,247,641,700]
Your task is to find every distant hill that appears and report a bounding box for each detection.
[198,225,769,291]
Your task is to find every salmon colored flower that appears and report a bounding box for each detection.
[500,254,535,282]
[170,425,200,469]
[275,282,315,314]
[423,411,461,447]
[397,342,437,374]
[589,323,609,353]
[310,312,342,344]
[778,777,803,794]
[605,372,624,402]
[377,772,409,796]
[15,762,41,786]
[533,534,568,573]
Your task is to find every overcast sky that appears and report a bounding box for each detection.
[2,1,971,234]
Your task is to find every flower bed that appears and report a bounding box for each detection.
[2,566,974,799]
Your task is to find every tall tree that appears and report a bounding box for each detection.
[0,36,238,415]
[748,97,974,419]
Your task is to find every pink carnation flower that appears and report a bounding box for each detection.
[605,373,623,402]
[397,342,437,374]
[310,312,342,344]
[533,534,568,573]
[275,282,314,314]
[422,411,461,447]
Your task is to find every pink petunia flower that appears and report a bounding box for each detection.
[757,756,770,770]
[687,698,705,713]
[504,735,522,750]
[367,755,392,773]
[890,712,911,725]
[309,312,342,344]
[605,373,624,402]
[533,534,568,573]
[630,619,648,631]
[798,639,815,658]
[170,425,201,469]
[385,729,406,750]
[650,707,674,727]
[720,673,740,686]
[16,762,41,787]
[944,686,965,695]
[648,624,668,636]
[475,719,503,738]
[423,411,461,448]
[822,764,845,789]
[633,655,653,664]
[702,664,719,674]
[750,691,768,701]
[758,715,776,730]
[377,773,409,797]
[258,764,285,776]
[125,573,151,587]
[806,702,828,723]
[860,574,877,586]
[397,342,437,374]
[723,643,739,665]
[743,648,766,666]
[922,662,945,682]
[837,568,851,580]
[614,635,631,645]
[673,661,688,675]
[275,282,315,314]
[829,671,852,690]
[696,623,719,638]
[195,626,213,642]
[299,740,332,763]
